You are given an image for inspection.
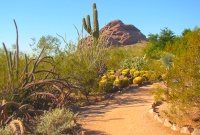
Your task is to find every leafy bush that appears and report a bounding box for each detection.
[121,56,146,70]
[0,20,72,134]
[58,35,107,101]
[144,28,177,59]
[104,46,144,69]
[0,126,13,135]
[152,27,200,126]
[99,79,114,93]
[36,108,78,135]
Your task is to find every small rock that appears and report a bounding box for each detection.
[149,109,154,114]
[157,117,164,123]
[149,104,153,109]
[191,128,200,135]
[171,124,180,131]
[163,119,172,127]
[154,114,159,120]
[180,127,191,134]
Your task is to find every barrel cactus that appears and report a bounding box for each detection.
[134,71,140,77]
[133,77,143,85]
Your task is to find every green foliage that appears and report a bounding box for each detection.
[36,108,78,135]
[144,42,162,59]
[1,43,70,109]
[144,28,176,59]
[121,56,146,70]
[0,49,7,89]
[152,27,200,124]
[31,35,61,57]
[58,36,107,101]
[181,28,192,36]
[150,85,168,102]
[0,125,13,135]
[0,21,72,134]
[82,3,99,45]
[99,79,114,93]
[99,46,144,70]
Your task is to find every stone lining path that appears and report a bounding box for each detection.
[77,85,185,135]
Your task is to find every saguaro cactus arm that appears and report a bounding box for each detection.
[82,15,91,34]
[92,4,99,44]
[82,3,99,45]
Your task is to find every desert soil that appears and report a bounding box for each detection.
[77,84,185,135]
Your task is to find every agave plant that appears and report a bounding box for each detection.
[160,52,174,70]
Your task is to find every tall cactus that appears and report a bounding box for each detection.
[82,3,99,45]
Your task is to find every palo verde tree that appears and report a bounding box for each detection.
[31,35,61,57]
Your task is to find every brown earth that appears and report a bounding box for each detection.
[77,84,185,135]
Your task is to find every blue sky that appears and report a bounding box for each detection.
[0,0,200,53]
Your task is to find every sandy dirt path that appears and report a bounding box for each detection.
[77,85,185,135]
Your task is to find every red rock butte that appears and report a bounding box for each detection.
[81,20,146,46]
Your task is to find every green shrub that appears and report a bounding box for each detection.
[104,46,144,69]
[58,36,107,101]
[144,28,177,59]
[152,28,200,125]
[36,108,78,135]
[121,56,146,70]
[0,126,14,135]
[143,58,166,82]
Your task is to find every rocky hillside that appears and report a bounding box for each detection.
[100,20,146,45]
[82,20,146,46]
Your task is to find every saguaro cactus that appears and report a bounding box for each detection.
[82,3,99,45]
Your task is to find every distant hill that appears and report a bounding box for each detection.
[82,20,146,47]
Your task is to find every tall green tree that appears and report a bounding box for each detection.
[144,28,176,59]
[181,28,192,36]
